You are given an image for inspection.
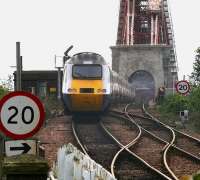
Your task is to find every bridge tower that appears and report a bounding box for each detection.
[111,0,178,103]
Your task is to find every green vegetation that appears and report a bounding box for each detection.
[159,93,189,114]
[0,86,9,99]
[150,47,200,132]
[159,87,200,113]
[191,47,200,86]
[0,75,14,99]
[194,173,200,180]
[155,86,200,132]
[41,96,64,119]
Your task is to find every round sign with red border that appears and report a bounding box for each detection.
[175,80,190,95]
[0,91,45,139]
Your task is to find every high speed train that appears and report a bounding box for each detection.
[62,52,135,114]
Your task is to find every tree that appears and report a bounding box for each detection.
[0,86,8,99]
[0,75,14,91]
[191,47,200,86]
[0,75,14,99]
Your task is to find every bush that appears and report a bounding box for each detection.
[41,96,64,119]
[159,86,200,114]
[0,86,9,99]
[194,173,200,180]
[159,94,189,114]
[188,87,200,112]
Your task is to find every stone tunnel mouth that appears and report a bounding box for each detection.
[128,70,155,104]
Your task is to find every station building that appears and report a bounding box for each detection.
[13,70,62,98]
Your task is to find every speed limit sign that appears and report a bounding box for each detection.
[0,91,45,139]
[175,80,190,95]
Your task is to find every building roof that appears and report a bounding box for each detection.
[13,70,62,81]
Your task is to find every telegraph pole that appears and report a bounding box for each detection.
[16,42,22,91]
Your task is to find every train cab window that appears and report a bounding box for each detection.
[72,64,102,79]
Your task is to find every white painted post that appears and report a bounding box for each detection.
[56,144,117,180]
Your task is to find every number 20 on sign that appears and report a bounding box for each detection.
[0,91,45,139]
[175,80,190,95]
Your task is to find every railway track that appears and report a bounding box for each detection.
[114,150,168,180]
[140,105,200,160]
[102,113,172,179]
[116,104,200,179]
[167,146,200,178]
[72,113,171,179]
[72,115,119,171]
[71,104,200,179]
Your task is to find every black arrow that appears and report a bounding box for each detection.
[10,143,31,154]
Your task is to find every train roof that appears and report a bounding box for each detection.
[67,52,107,65]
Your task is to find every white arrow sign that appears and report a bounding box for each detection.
[5,140,37,157]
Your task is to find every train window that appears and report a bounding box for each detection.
[72,64,102,79]
[38,82,47,97]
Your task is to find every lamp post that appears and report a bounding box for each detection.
[55,55,64,100]
[55,45,73,99]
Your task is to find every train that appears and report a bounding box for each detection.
[62,52,135,114]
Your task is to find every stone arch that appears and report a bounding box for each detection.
[128,70,155,103]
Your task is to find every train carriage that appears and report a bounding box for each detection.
[62,52,134,114]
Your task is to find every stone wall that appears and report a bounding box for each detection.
[111,44,174,99]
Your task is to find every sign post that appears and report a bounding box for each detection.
[0,91,45,140]
[175,80,190,95]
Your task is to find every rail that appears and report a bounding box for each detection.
[126,108,175,179]
[142,104,200,159]
[111,110,200,160]
[48,171,57,180]
[72,120,89,156]
[103,108,173,180]
[126,104,178,179]
[125,103,200,179]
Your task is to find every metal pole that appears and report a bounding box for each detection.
[172,75,174,95]
[57,67,61,99]
[16,42,21,91]
[19,56,22,90]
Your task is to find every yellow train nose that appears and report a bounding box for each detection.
[71,94,103,111]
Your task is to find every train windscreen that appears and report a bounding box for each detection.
[72,64,102,79]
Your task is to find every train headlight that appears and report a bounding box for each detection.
[67,88,77,93]
[97,89,107,93]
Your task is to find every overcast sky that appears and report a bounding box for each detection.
[0,0,199,80]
